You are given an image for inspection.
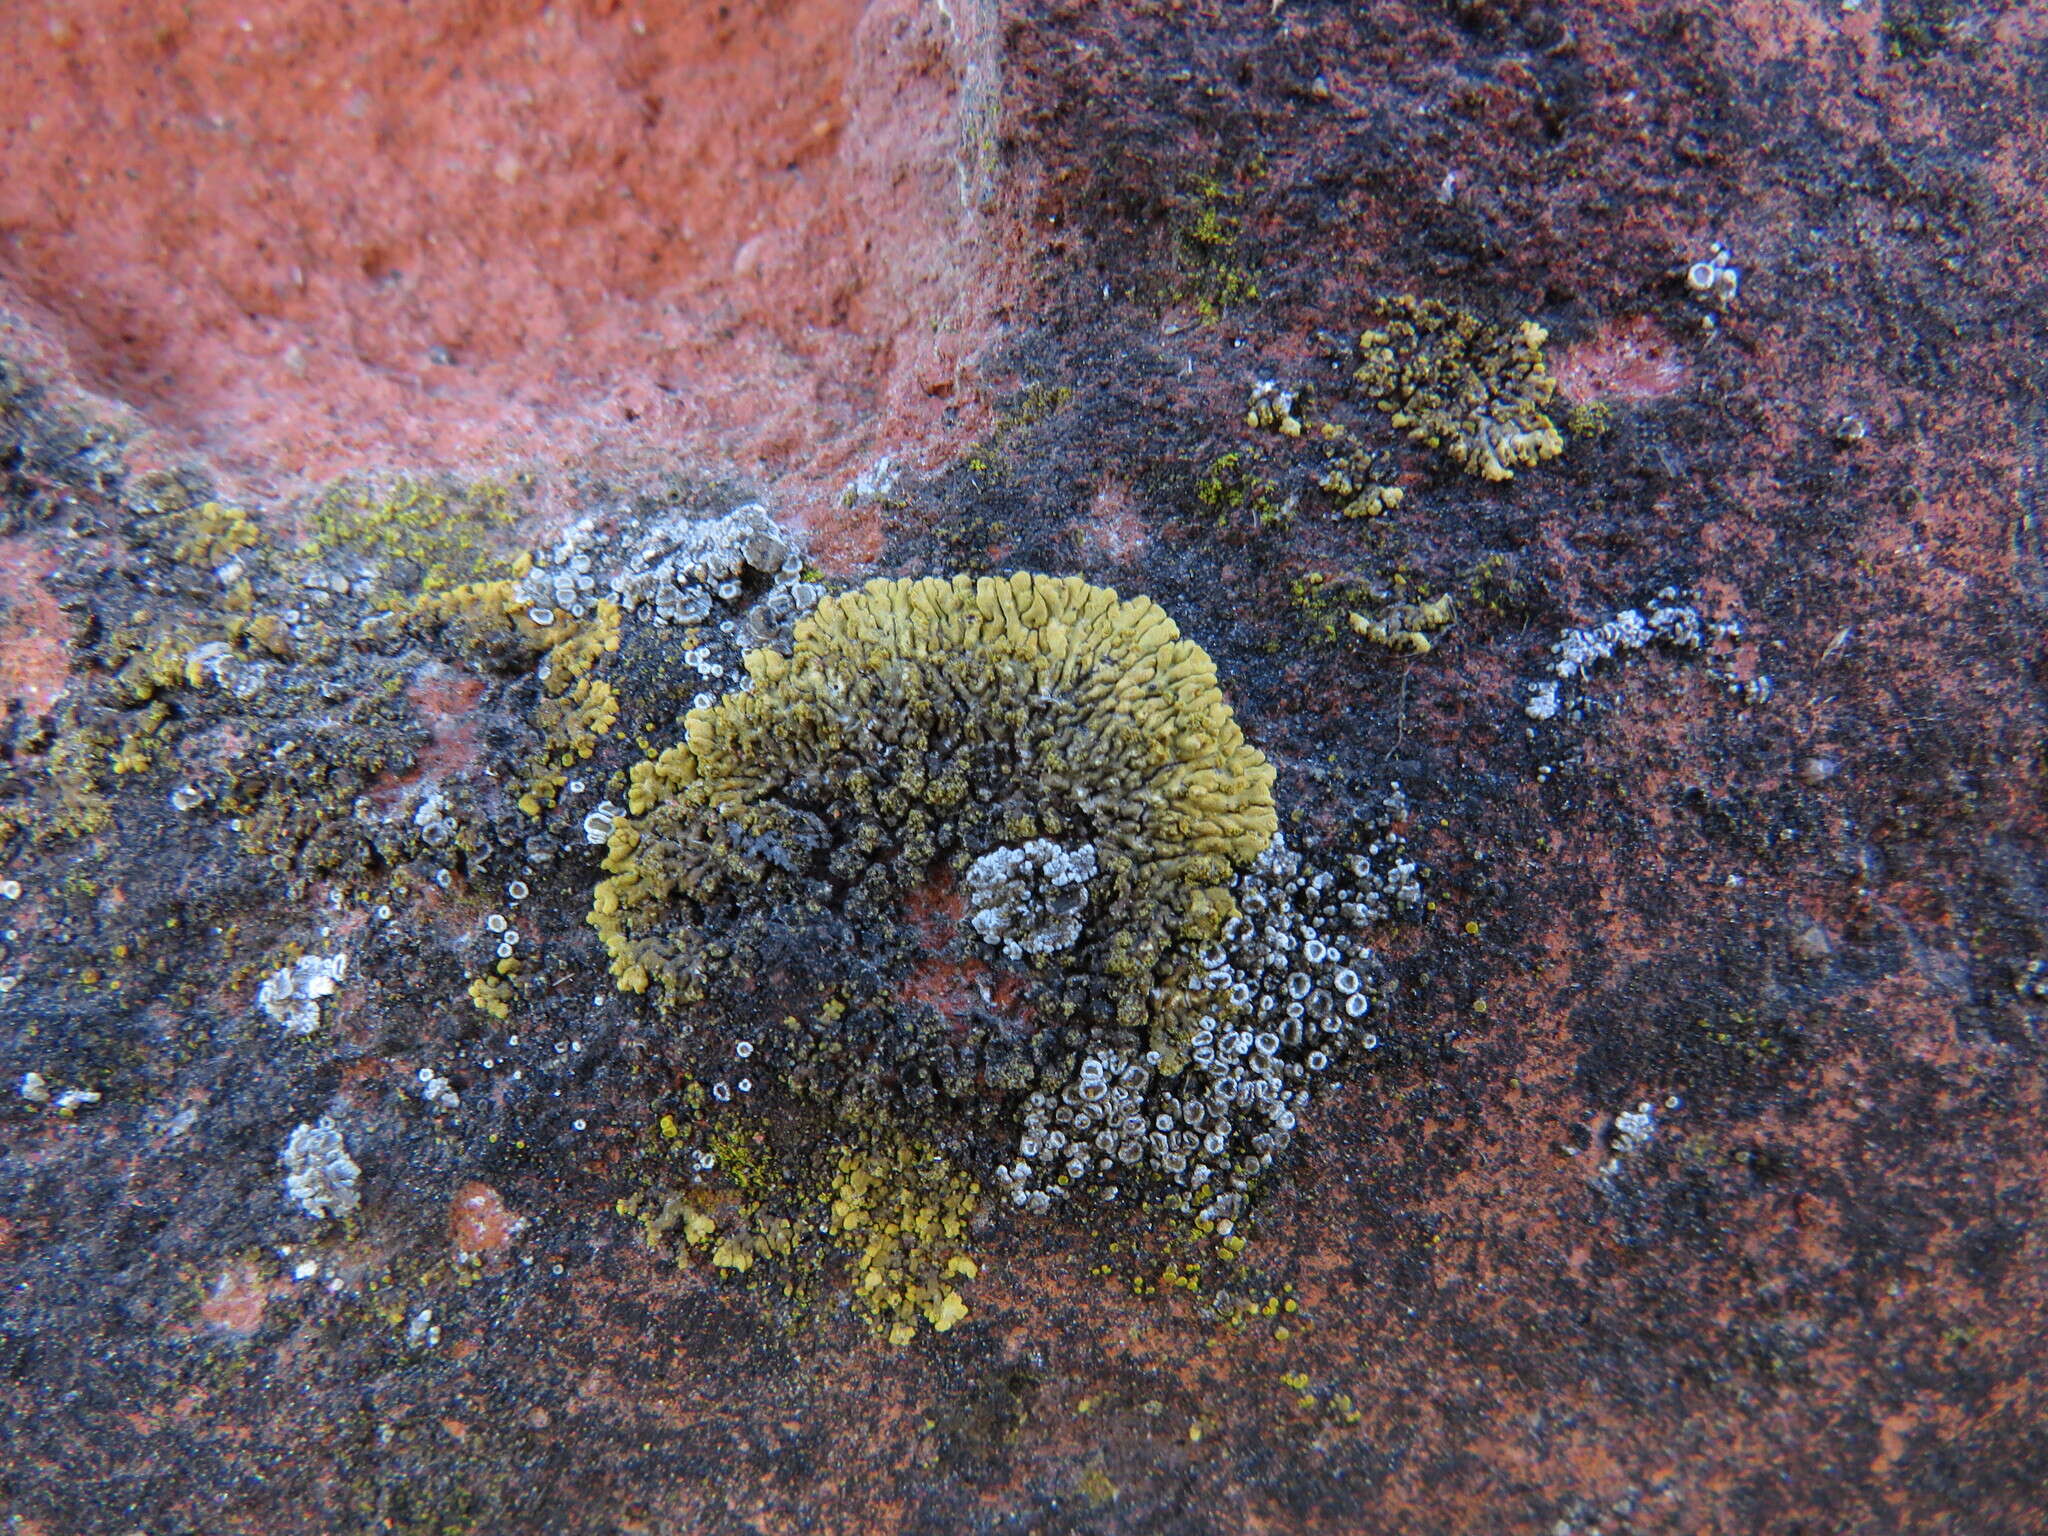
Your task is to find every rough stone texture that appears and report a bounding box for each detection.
[3,2,2047,1535]
[0,0,1004,565]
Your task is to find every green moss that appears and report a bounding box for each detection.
[1693,1006,1798,1066]
[1460,551,1531,618]
[1008,382,1074,428]
[1884,0,1971,58]
[935,511,1014,574]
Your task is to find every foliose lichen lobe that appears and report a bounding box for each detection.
[593,569,1419,1303]
[1355,294,1564,481]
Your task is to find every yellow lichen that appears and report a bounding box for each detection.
[305,474,517,591]
[591,573,1276,1042]
[519,675,619,815]
[171,501,262,569]
[827,1131,982,1342]
[1355,295,1563,481]
[467,974,514,1020]
[1348,592,1455,655]
[632,1185,795,1276]
[405,583,622,817]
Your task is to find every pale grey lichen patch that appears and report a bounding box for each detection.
[843,454,901,506]
[997,823,1420,1219]
[515,503,822,735]
[1525,588,1715,722]
[965,840,1099,959]
[416,1068,460,1111]
[182,639,269,700]
[581,798,621,846]
[1550,596,1703,681]
[598,502,821,648]
[1592,1098,1669,1197]
[281,1117,361,1219]
[412,790,459,848]
[257,954,348,1036]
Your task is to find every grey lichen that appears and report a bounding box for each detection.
[1549,596,1704,681]
[965,840,1099,959]
[257,954,348,1037]
[996,827,1419,1219]
[280,1116,361,1219]
[1525,589,1714,722]
[596,501,822,648]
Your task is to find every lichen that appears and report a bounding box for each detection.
[591,571,1276,1032]
[965,839,1099,959]
[257,952,349,1036]
[591,571,1420,1258]
[1348,593,1455,655]
[624,1109,980,1331]
[1241,381,1406,522]
[281,1116,361,1219]
[1196,449,1290,529]
[598,502,818,646]
[1354,295,1564,481]
[171,500,262,569]
[401,580,623,816]
[998,828,1414,1222]
[828,1131,982,1344]
[304,474,518,591]
[466,973,515,1020]
[1174,174,1261,323]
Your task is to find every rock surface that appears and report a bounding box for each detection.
[2,2,2045,1533]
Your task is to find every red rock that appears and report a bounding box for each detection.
[1553,315,1691,404]
[0,536,69,715]
[0,0,1004,522]
[4,1,2047,1532]
[197,1258,272,1337]
[449,1179,523,1264]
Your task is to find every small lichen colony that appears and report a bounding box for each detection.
[594,570,1421,1268]
[1353,295,1564,482]
[281,1117,362,1220]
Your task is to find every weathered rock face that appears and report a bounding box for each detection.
[0,0,1004,562]
[4,2,2048,1534]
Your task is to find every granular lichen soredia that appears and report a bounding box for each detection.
[597,571,1421,1321]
